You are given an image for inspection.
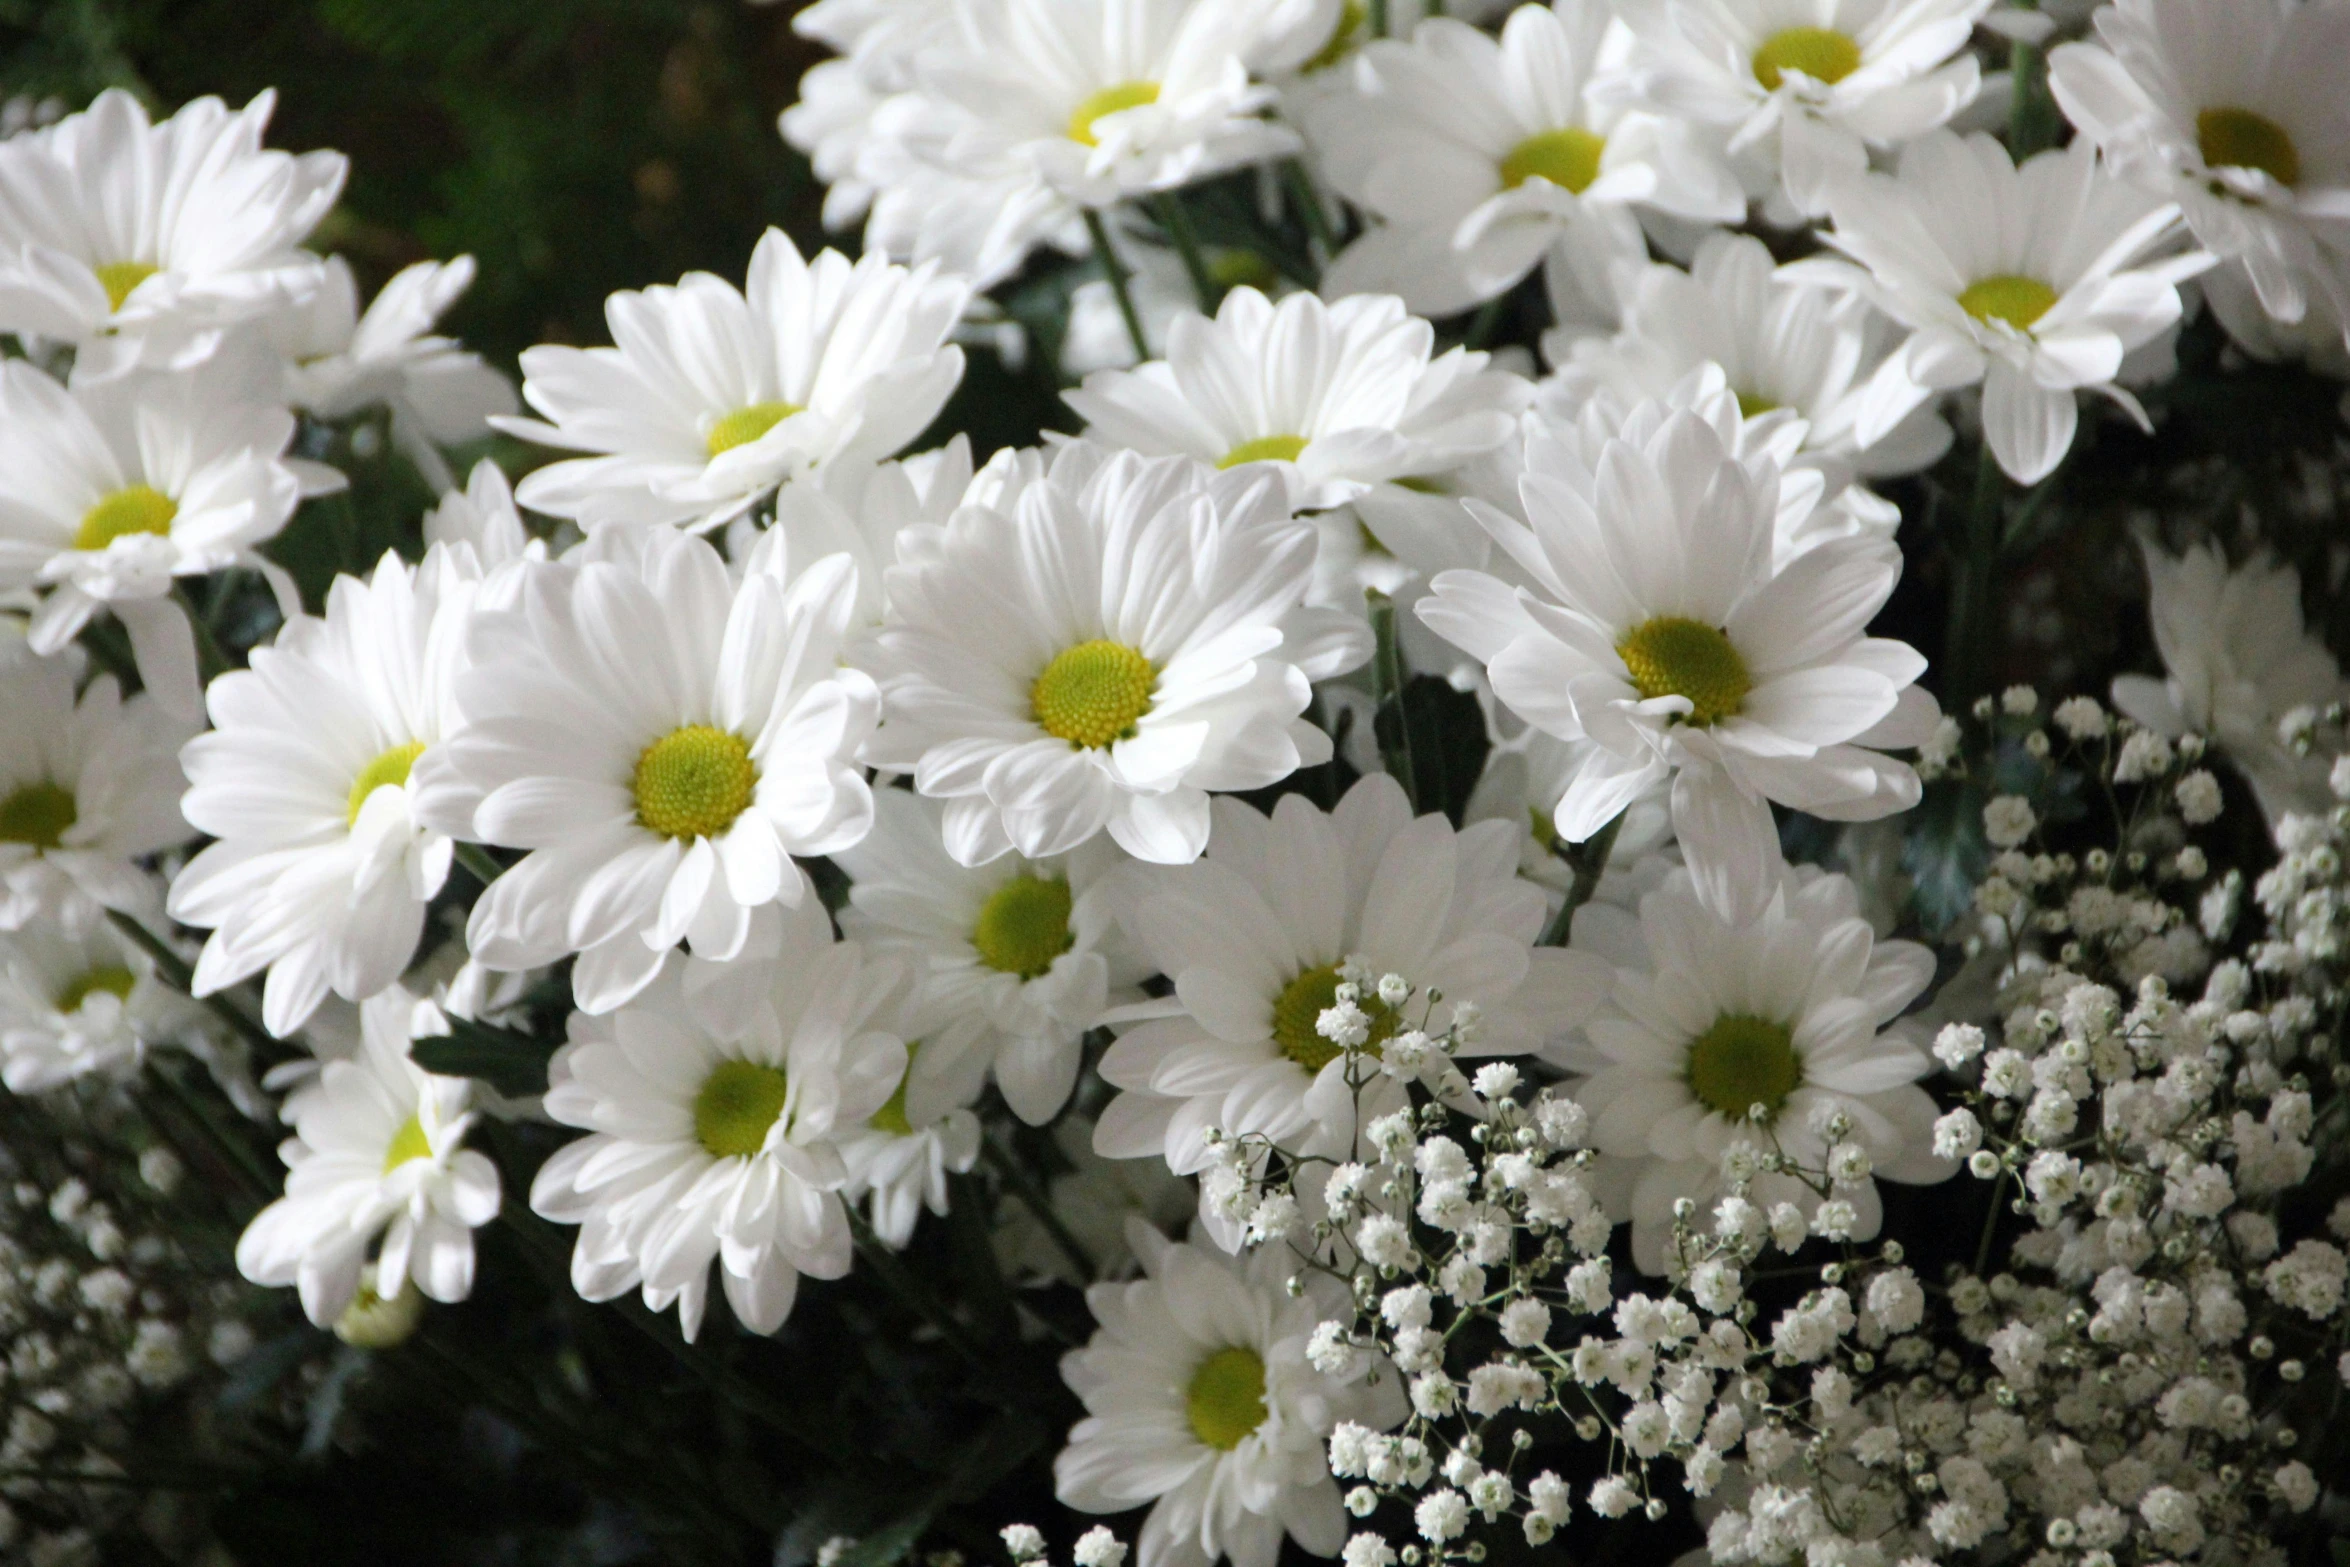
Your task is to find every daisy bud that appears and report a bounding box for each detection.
[1345,1488,1378,1518]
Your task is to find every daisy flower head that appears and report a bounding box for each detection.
[0,920,197,1094]
[1093,775,1606,1215]
[837,788,1146,1124]
[422,458,544,573]
[838,1039,984,1249]
[1554,862,1952,1273]
[235,985,501,1328]
[0,88,345,370]
[2049,0,2350,344]
[2111,541,2345,826]
[1787,131,2213,485]
[496,228,970,531]
[1463,714,1673,908]
[0,651,190,934]
[759,436,978,632]
[1304,0,1744,318]
[1610,0,1995,219]
[529,899,909,1340]
[862,441,1373,868]
[169,545,481,1037]
[1414,403,1937,924]
[418,526,880,1015]
[1055,1219,1404,1567]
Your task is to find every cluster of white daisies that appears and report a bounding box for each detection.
[0,0,2346,1563]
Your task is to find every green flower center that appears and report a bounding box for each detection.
[632,725,758,840]
[1687,1012,1801,1122]
[694,1059,790,1160]
[56,966,136,1014]
[0,782,77,850]
[1736,391,1781,419]
[1069,81,1160,146]
[1301,0,1366,73]
[869,1041,923,1137]
[75,484,178,553]
[1271,962,1395,1073]
[1208,249,1280,291]
[1958,275,2058,332]
[94,261,157,313]
[1499,127,1607,194]
[1186,1345,1268,1450]
[2197,106,2300,188]
[972,875,1076,980]
[1527,805,1559,856]
[1031,640,1155,749]
[1752,27,1862,91]
[348,741,428,827]
[1219,434,1310,469]
[383,1113,433,1174]
[1617,616,1751,727]
[705,401,804,459]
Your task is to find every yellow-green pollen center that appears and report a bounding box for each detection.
[632,725,758,840]
[2197,106,2300,188]
[1499,128,1607,194]
[383,1113,433,1173]
[706,401,804,459]
[1617,616,1751,727]
[1958,275,2058,332]
[1219,434,1309,469]
[56,966,136,1014]
[1272,962,1395,1073]
[75,485,177,553]
[1687,1012,1801,1122]
[869,1041,923,1137]
[1186,1345,1268,1449]
[348,741,428,827]
[1031,640,1155,749]
[0,782,77,850]
[1752,27,1862,91]
[694,1059,791,1159]
[1069,81,1160,146]
[1736,391,1781,419]
[1301,0,1366,73]
[972,875,1076,980]
[94,261,157,313]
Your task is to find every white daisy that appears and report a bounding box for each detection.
[169,545,480,1038]
[1462,714,1673,910]
[0,88,345,371]
[994,1115,1197,1285]
[0,651,190,933]
[1055,1218,1404,1567]
[2110,541,2345,826]
[1554,862,1952,1273]
[838,1040,984,1249]
[235,985,502,1327]
[838,787,1145,1125]
[529,899,908,1340]
[1060,228,1296,376]
[1093,775,1604,1202]
[861,442,1372,867]
[1304,0,1744,318]
[759,437,978,632]
[1414,405,1937,924]
[1785,131,2212,484]
[1610,0,1994,219]
[422,458,543,572]
[0,919,196,1093]
[495,228,970,531]
[416,527,878,1015]
[2049,0,2350,345]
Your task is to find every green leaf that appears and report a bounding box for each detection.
[1902,777,1989,937]
[409,1014,555,1097]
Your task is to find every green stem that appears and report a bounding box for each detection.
[849,1211,991,1368]
[2006,14,2061,160]
[146,1062,275,1202]
[1366,590,1420,812]
[107,909,280,1063]
[1283,161,1336,271]
[1465,292,1508,351]
[454,841,506,890]
[1154,193,1218,312]
[173,583,232,685]
[1539,810,1623,947]
[981,1133,1095,1282]
[1943,445,2005,711]
[1369,0,1388,37]
[1082,206,1151,365]
[1973,1165,2010,1278]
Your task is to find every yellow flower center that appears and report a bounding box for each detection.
[75,485,178,553]
[1208,250,1280,291]
[1271,962,1395,1073]
[0,782,77,850]
[1499,127,1607,194]
[1736,391,1781,419]
[1069,81,1161,146]
[1958,275,2059,332]
[1219,434,1309,469]
[94,261,157,313]
[1752,27,1862,91]
[632,725,758,840]
[1527,804,1559,855]
[56,966,136,1014]
[972,875,1076,980]
[1301,0,1366,73]
[694,1059,791,1159]
[1031,640,1155,749]
[1616,616,1752,727]
[1687,1012,1801,1122]
[705,401,803,459]
[2197,106,2300,189]
[383,1113,434,1174]
[347,741,428,827]
[1186,1345,1268,1450]
[869,1040,924,1137]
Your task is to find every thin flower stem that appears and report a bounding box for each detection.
[107,908,280,1063]
[848,1212,992,1368]
[1283,160,1335,272]
[1367,589,1420,811]
[1083,206,1152,365]
[146,1061,275,1202]
[1943,444,2006,710]
[1369,0,1389,37]
[981,1133,1096,1282]
[1540,811,1623,947]
[1465,292,1508,351]
[1972,1165,2011,1278]
[1154,192,1218,312]
[454,840,506,890]
[172,583,232,685]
